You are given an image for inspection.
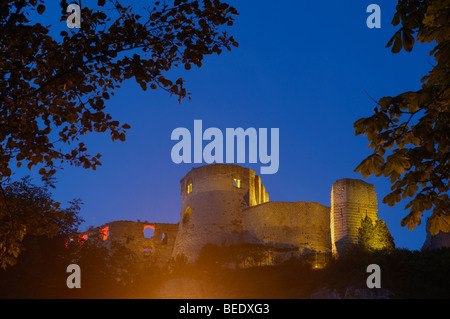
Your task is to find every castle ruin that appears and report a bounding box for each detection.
[73,164,390,266]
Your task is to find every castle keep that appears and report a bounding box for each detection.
[75,164,387,265]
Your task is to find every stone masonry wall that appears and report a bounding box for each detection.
[71,165,393,267]
[172,164,263,262]
[81,220,178,265]
[331,178,378,256]
[243,201,331,254]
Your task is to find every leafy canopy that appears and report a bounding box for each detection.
[358,215,395,253]
[0,0,238,180]
[354,0,449,235]
[0,176,83,269]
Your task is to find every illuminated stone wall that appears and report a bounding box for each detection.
[73,165,390,267]
[172,166,383,263]
[81,220,178,265]
[243,201,331,254]
[171,164,269,262]
[331,178,378,257]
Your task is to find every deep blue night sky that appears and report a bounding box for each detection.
[21,1,437,251]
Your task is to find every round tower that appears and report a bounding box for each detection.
[331,178,378,257]
[171,164,263,262]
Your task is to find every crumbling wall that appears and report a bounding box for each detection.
[71,166,387,268]
[331,178,378,257]
[243,201,331,254]
[81,220,178,265]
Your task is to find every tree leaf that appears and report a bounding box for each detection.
[37,4,45,15]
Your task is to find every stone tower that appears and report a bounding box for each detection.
[171,164,268,262]
[331,178,378,257]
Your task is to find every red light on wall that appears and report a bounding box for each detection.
[143,224,155,231]
[78,233,88,246]
[79,234,88,240]
[143,225,155,238]
[65,238,74,248]
[99,225,109,241]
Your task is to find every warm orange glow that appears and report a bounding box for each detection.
[183,206,191,224]
[143,224,155,238]
[65,238,74,248]
[99,225,109,241]
[78,233,88,246]
[143,247,153,253]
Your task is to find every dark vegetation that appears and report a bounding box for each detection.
[1,177,448,299]
[1,235,450,299]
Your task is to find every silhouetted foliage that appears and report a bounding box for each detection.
[0,235,70,298]
[2,239,450,298]
[0,0,238,181]
[354,0,449,234]
[0,176,83,269]
[197,243,296,269]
